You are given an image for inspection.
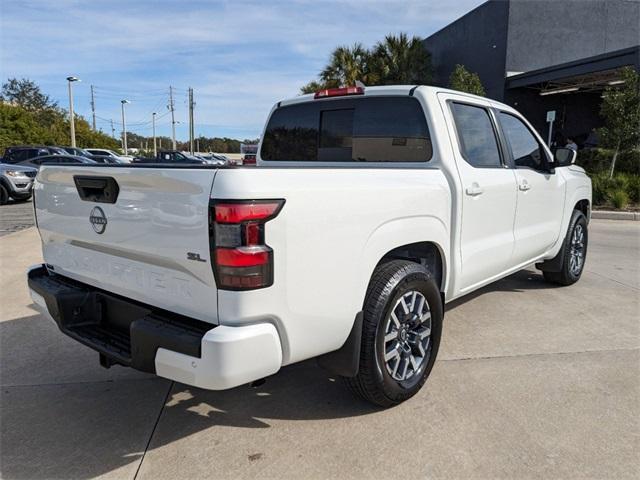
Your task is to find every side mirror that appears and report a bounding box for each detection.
[554,148,577,167]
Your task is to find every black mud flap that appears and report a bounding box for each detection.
[316,311,363,377]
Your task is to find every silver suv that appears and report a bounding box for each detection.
[0,163,37,205]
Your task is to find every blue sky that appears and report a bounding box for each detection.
[1,0,484,141]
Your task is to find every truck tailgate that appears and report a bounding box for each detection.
[34,166,219,324]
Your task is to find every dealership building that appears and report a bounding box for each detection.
[423,0,640,145]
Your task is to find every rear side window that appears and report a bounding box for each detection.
[261,97,431,162]
[450,103,502,168]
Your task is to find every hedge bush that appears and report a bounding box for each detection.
[574,148,639,208]
[576,148,640,175]
[591,171,640,208]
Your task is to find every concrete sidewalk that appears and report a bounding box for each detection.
[592,210,640,221]
[1,221,638,479]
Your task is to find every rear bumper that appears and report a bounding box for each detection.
[27,264,282,389]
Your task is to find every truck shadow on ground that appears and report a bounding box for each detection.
[0,314,378,479]
[445,267,561,311]
[0,268,556,479]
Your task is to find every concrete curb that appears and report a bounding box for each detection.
[592,210,640,221]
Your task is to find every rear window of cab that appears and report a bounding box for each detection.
[261,96,432,162]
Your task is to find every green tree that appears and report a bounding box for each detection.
[448,64,486,96]
[0,77,134,152]
[370,33,431,85]
[1,78,58,111]
[598,67,640,178]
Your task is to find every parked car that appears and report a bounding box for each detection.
[0,163,37,204]
[89,155,120,164]
[58,146,118,164]
[2,145,66,164]
[132,150,206,164]
[60,146,93,158]
[27,85,591,407]
[240,143,258,165]
[196,154,227,166]
[21,154,96,169]
[85,149,129,163]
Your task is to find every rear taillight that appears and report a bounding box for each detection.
[210,199,284,290]
[314,86,364,99]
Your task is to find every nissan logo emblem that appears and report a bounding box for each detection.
[89,206,107,234]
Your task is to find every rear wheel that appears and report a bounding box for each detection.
[543,210,588,286]
[344,260,442,407]
[0,184,8,205]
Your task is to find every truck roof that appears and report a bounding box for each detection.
[279,84,503,107]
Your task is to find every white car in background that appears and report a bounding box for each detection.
[85,149,129,163]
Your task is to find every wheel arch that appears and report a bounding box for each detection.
[360,216,450,300]
[376,241,446,293]
[574,198,590,222]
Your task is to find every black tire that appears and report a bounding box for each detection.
[344,260,442,407]
[0,184,9,205]
[543,210,588,286]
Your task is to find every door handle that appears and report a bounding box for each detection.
[465,185,484,196]
[518,181,531,191]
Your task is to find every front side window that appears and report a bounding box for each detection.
[450,102,502,168]
[261,96,432,162]
[499,112,547,171]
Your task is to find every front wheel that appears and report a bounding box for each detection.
[344,260,442,407]
[0,184,8,205]
[543,210,588,286]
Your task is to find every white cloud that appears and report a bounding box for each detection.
[1,0,485,139]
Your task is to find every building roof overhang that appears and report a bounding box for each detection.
[506,46,639,94]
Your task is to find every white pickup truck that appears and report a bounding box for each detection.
[28,85,591,407]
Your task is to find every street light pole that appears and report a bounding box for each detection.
[152,112,157,157]
[121,99,130,155]
[66,76,80,147]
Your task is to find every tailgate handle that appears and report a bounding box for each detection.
[74,176,119,204]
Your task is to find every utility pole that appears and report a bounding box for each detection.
[169,86,176,150]
[152,112,157,157]
[90,85,96,130]
[66,76,80,147]
[192,89,196,153]
[188,87,194,154]
[121,99,130,155]
[110,119,115,138]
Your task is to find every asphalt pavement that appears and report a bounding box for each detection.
[0,220,638,479]
[0,199,34,237]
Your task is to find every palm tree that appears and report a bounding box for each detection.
[371,33,431,85]
[320,43,374,88]
[299,33,432,93]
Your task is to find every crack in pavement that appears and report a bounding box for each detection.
[584,268,639,291]
[133,381,174,480]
